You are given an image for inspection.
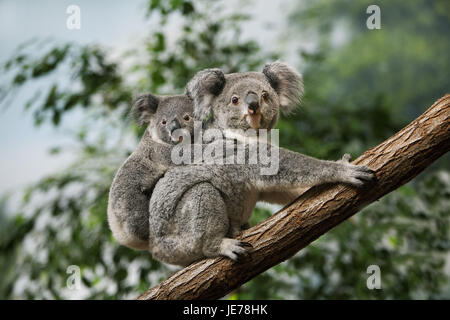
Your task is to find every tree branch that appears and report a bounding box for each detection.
[138,95,450,300]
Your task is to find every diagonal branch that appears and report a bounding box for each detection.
[138,95,450,300]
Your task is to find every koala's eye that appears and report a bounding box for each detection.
[231,96,239,105]
[183,114,190,121]
[262,91,269,101]
[161,120,167,125]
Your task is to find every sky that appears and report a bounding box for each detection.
[0,0,288,197]
[0,0,151,196]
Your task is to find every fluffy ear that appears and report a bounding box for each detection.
[262,61,304,114]
[186,68,225,121]
[131,93,159,126]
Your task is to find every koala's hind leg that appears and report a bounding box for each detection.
[151,182,251,266]
[186,182,252,263]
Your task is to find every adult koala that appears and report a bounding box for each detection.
[148,62,375,266]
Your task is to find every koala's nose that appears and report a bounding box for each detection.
[169,119,181,133]
[245,92,259,114]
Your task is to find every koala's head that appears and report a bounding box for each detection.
[186,61,303,131]
[131,94,194,144]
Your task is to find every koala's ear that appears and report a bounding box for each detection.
[186,68,226,121]
[262,61,304,114]
[131,94,159,126]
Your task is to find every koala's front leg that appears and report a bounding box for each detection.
[287,151,375,187]
[250,146,375,194]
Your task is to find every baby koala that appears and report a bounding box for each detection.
[107,94,194,251]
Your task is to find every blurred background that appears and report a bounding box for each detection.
[0,0,449,299]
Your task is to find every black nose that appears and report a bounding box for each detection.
[169,119,181,133]
[245,92,259,113]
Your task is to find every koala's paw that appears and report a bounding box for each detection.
[219,238,253,262]
[338,153,376,187]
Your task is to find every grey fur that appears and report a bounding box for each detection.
[186,68,226,121]
[262,61,304,115]
[131,93,160,126]
[107,94,194,250]
[148,62,375,266]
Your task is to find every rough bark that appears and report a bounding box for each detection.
[138,94,450,300]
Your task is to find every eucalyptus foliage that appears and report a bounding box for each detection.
[0,0,449,299]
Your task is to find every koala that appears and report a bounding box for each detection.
[107,94,194,251]
[148,62,375,266]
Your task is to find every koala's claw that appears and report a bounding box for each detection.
[239,241,253,248]
[337,154,376,187]
[219,238,252,262]
[345,165,376,187]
